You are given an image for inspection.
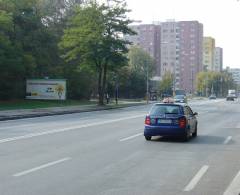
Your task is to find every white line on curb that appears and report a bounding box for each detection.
[120,133,143,142]
[183,165,209,192]
[0,115,145,144]
[223,169,240,195]
[223,136,232,145]
[13,158,71,177]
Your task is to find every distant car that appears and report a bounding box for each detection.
[144,103,198,142]
[209,94,216,100]
[226,95,234,101]
[174,95,187,103]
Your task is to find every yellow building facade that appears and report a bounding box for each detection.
[203,37,215,71]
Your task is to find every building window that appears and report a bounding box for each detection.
[190,56,195,60]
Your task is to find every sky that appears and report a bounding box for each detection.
[122,0,240,68]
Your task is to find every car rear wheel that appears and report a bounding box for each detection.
[192,124,197,138]
[145,136,151,141]
[182,130,191,142]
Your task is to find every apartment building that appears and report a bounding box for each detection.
[125,24,161,76]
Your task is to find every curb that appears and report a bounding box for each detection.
[0,103,147,121]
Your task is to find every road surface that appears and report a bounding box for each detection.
[0,99,239,195]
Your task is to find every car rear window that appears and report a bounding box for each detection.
[175,95,184,99]
[150,105,181,115]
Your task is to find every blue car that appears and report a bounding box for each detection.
[144,103,198,141]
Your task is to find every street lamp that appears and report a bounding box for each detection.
[114,74,119,105]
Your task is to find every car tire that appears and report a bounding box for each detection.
[182,130,191,142]
[145,136,151,141]
[192,124,197,138]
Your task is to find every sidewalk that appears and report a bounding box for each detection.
[0,101,147,121]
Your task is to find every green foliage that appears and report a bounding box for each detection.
[0,0,138,101]
[107,46,155,99]
[0,8,25,99]
[0,0,77,100]
[159,72,173,96]
[128,46,155,77]
[196,71,236,97]
[59,0,135,104]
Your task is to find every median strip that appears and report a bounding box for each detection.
[183,165,209,192]
[13,158,71,177]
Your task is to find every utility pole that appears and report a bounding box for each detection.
[114,74,118,105]
[146,62,149,104]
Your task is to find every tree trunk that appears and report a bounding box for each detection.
[97,61,108,106]
[102,63,108,101]
[98,68,104,105]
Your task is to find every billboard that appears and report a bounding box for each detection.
[26,79,66,100]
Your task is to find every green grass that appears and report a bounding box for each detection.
[0,99,97,111]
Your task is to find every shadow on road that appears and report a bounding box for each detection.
[150,135,231,145]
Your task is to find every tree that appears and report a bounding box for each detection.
[0,8,27,99]
[159,72,173,97]
[59,0,135,105]
[128,46,155,77]
[196,71,237,97]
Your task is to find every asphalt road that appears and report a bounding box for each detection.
[0,99,240,195]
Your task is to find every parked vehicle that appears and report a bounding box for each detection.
[144,103,198,142]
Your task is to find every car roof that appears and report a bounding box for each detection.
[154,102,188,107]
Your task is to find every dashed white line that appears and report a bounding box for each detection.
[0,114,145,144]
[183,165,209,192]
[223,136,232,145]
[120,133,143,142]
[13,158,71,177]
[223,169,240,195]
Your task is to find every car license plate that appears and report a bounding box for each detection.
[158,119,171,124]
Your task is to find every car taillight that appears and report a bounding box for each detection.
[179,117,186,128]
[145,116,151,125]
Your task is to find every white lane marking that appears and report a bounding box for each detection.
[223,136,232,145]
[120,133,143,142]
[0,117,99,130]
[0,114,145,144]
[183,165,209,192]
[223,170,240,195]
[13,158,71,177]
[0,124,34,130]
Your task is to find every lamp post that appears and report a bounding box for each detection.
[146,61,149,104]
[114,74,118,105]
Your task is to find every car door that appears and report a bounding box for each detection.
[183,106,191,130]
[186,106,196,133]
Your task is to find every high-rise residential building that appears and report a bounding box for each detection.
[228,68,240,85]
[214,47,223,72]
[178,21,203,93]
[160,20,179,88]
[125,24,161,76]
[161,20,203,93]
[126,20,204,94]
[203,37,215,71]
